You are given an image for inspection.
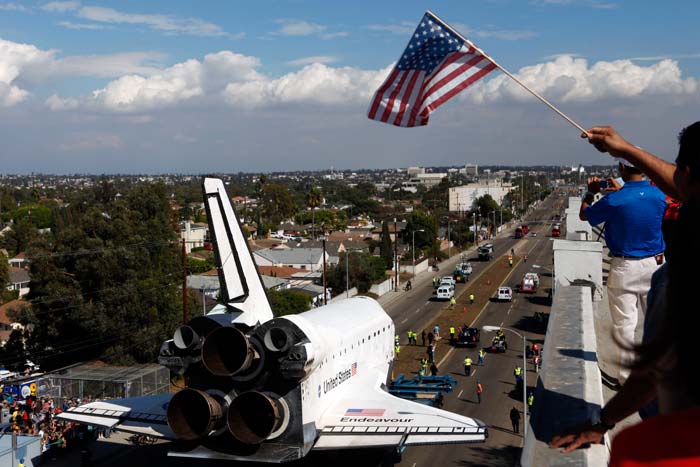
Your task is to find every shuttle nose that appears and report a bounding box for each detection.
[201,326,256,377]
[227,391,286,444]
[166,388,224,441]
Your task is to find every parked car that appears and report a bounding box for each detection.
[436,285,454,300]
[495,287,513,302]
[459,262,473,275]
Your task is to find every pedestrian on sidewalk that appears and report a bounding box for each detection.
[469,293,475,305]
[478,348,485,366]
[476,379,483,404]
[464,356,472,376]
[430,363,439,376]
[421,330,426,346]
[510,407,521,434]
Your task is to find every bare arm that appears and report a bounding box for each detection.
[583,126,679,199]
[550,369,656,452]
[579,178,601,221]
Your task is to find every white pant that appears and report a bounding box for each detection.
[607,256,660,381]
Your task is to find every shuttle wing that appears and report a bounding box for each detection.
[57,394,175,439]
[313,373,487,450]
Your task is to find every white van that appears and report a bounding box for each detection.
[496,287,513,302]
[436,285,454,300]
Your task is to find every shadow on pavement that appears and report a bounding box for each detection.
[557,348,597,363]
[456,445,521,467]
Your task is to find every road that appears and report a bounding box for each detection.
[391,194,565,467]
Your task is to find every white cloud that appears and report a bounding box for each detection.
[58,131,122,151]
[287,55,338,67]
[466,55,699,104]
[78,51,265,112]
[0,39,55,106]
[453,22,537,41]
[223,62,392,109]
[42,1,80,12]
[76,6,236,38]
[58,20,109,30]
[367,22,416,35]
[46,94,78,110]
[0,2,29,12]
[275,19,326,36]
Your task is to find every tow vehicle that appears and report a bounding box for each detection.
[454,327,480,347]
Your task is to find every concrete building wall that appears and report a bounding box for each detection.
[448,183,511,212]
[552,239,604,301]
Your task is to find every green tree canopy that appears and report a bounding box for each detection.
[269,289,311,317]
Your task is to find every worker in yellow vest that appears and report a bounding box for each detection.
[469,293,475,304]
[449,326,455,341]
[464,356,473,376]
[394,345,400,357]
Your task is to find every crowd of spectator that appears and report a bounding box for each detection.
[2,393,101,463]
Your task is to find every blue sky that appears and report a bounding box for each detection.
[1,0,699,173]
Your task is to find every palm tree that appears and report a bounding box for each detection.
[305,187,322,240]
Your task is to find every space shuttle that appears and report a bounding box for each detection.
[58,178,487,462]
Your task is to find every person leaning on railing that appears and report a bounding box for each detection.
[550,122,700,465]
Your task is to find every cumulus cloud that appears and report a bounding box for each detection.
[0,2,29,12]
[0,39,55,106]
[42,1,80,12]
[78,51,265,112]
[46,94,78,110]
[223,62,392,109]
[58,20,109,30]
[275,19,326,36]
[467,55,699,104]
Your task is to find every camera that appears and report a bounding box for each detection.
[598,180,609,189]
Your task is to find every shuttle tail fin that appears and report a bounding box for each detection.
[203,178,273,325]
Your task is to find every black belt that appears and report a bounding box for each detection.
[610,253,662,260]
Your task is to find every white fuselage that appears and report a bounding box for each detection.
[281,297,394,427]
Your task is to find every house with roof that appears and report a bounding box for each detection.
[253,248,327,272]
[180,221,208,254]
[0,299,29,347]
[8,252,27,269]
[8,267,30,297]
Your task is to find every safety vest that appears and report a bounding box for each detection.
[407,330,412,338]
[528,394,534,406]
[395,335,399,344]
[450,327,455,334]
[479,349,485,358]
[469,294,475,300]
[395,345,400,355]
[515,367,522,376]
[464,358,472,366]
[418,367,425,376]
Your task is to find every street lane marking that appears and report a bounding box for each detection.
[438,347,455,367]
[400,318,408,324]
[457,389,463,398]
[415,309,420,313]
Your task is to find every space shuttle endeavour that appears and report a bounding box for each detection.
[58,178,487,462]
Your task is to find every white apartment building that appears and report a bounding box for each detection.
[448,180,513,212]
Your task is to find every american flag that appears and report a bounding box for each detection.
[344,408,385,417]
[367,11,497,127]
[351,362,357,376]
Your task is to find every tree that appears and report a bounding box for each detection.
[268,289,311,316]
[327,252,387,294]
[402,211,436,253]
[379,222,393,271]
[305,187,322,240]
[261,183,297,226]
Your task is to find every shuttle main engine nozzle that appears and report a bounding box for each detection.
[201,327,256,377]
[227,391,286,444]
[167,388,224,441]
[173,324,200,351]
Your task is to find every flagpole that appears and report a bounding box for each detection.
[427,10,588,136]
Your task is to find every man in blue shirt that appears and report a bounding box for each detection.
[579,158,666,382]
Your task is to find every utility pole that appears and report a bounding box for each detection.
[182,238,188,324]
[322,237,327,305]
[393,218,398,291]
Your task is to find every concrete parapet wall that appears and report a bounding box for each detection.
[565,209,592,241]
[553,240,604,301]
[521,286,608,467]
[329,287,358,302]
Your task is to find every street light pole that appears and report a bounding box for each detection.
[345,251,350,299]
[447,220,452,260]
[412,229,425,279]
[482,325,528,437]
